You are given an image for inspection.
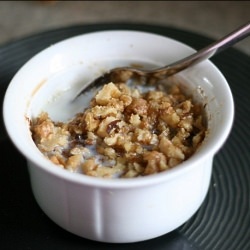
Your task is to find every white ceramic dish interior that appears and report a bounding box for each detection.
[3,30,234,243]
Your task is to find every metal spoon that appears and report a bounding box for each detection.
[75,22,250,98]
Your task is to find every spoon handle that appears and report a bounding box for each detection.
[157,22,250,76]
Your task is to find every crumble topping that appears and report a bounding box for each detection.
[30,80,207,178]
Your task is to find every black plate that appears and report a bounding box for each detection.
[0,23,249,250]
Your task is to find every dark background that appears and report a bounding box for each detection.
[0,23,249,250]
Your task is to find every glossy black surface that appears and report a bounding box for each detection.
[0,23,249,250]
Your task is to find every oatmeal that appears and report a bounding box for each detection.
[30,80,207,178]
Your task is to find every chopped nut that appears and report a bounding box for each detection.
[125,98,148,116]
[82,158,96,174]
[84,112,100,132]
[97,116,118,138]
[95,82,121,105]
[91,105,118,118]
[143,151,168,175]
[129,114,141,127]
[159,137,185,160]
[66,154,83,172]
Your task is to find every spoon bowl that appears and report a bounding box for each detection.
[75,22,249,99]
